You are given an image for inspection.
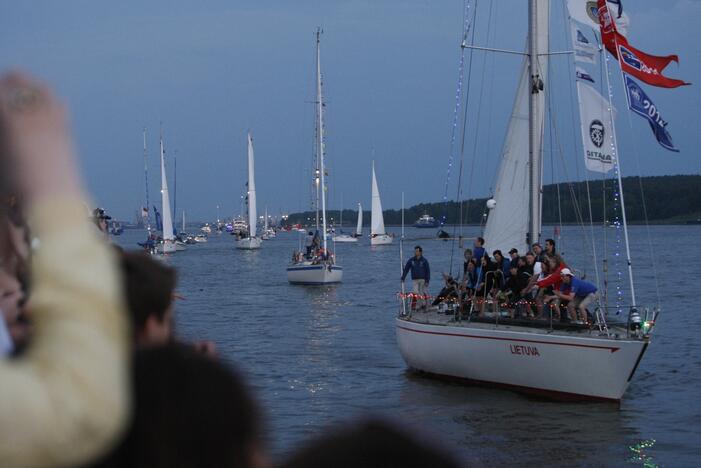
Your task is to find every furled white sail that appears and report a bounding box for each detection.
[160,137,174,241]
[371,163,386,236]
[247,132,257,238]
[356,202,363,236]
[482,0,549,254]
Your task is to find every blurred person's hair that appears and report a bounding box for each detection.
[92,344,263,468]
[119,250,176,335]
[279,419,460,468]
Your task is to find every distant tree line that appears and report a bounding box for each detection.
[285,175,701,226]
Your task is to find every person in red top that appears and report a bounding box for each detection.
[530,254,567,319]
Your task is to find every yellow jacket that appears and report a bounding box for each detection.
[0,198,130,467]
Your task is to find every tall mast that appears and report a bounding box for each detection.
[527,0,547,246]
[316,28,328,251]
[143,128,151,232]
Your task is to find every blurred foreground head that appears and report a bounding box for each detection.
[279,419,459,468]
[119,250,177,346]
[94,344,267,468]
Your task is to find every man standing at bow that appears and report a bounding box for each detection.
[401,246,430,311]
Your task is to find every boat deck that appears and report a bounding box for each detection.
[400,307,633,341]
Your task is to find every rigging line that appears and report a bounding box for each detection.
[439,0,472,229]
[457,0,494,243]
[448,0,479,277]
[618,78,663,309]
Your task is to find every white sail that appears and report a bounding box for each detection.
[160,137,174,241]
[483,1,549,254]
[264,206,268,231]
[370,162,386,236]
[356,202,363,236]
[247,132,257,238]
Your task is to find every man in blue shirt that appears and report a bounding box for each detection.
[473,237,486,263]
[401,246,430,310]
[555,268,598,324]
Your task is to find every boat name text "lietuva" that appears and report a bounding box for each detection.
[509,344,541,356]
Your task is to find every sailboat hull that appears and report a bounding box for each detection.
[236,237,262,250]
[158,240,177,254]
[371,234,393,245]
[396,316,648,401]
[334,234,358,243]
[287,264,343,284]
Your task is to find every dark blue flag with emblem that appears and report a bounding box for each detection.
[624,74,679,152]
[154,205,163,231]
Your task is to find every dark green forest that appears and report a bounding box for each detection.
[285,175,701,226]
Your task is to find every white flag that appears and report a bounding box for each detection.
[567,0,629,36]
[571,22,598,64]
[577,81,617,173]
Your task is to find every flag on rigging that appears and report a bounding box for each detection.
[571,23,598,64]
[623,74,679,152]
[597,0,690,88]
[154,205,163,232]
[577,80,617,173]
[567,0,629,36]
[576,66,595,84]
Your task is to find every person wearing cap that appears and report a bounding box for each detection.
[508,248,519,269]
[92,207,112,234]
[401,245,430,310]
[555,268,598,324]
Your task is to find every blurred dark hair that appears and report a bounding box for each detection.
[119,250,177,335]
[92,344,262,468]
[280,419,459,468]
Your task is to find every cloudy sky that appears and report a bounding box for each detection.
[1,0,699,221]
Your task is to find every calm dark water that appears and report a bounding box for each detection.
[116,225,701,466]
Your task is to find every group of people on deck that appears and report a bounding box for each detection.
[402,237,599,325]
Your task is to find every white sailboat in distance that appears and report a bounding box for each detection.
[287,29,343,284]
[158,134,178,254]
[333,198,359,243]
[236,132,262,250]
[370,161,392,245]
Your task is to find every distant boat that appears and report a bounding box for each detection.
[236,132,262,250]
[334,199,359,243]
[157,134,179,254]
[109,221,124,236]
[287,29,342,284]
[370,161,392,245]
[413,213,439,228]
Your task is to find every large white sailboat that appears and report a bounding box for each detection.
[236,132,262,250]
[395,0,658,401]
[158,134,178,254]
[370,162,392,246]
[287,29,343,285]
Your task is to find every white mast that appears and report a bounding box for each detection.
[316,29,329,252]
[160,134,174,242]
[356,202,363,236]
[143,128,151,232]
[527,0,549,246]
[247,131,257,238]
[264,206,269,232]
